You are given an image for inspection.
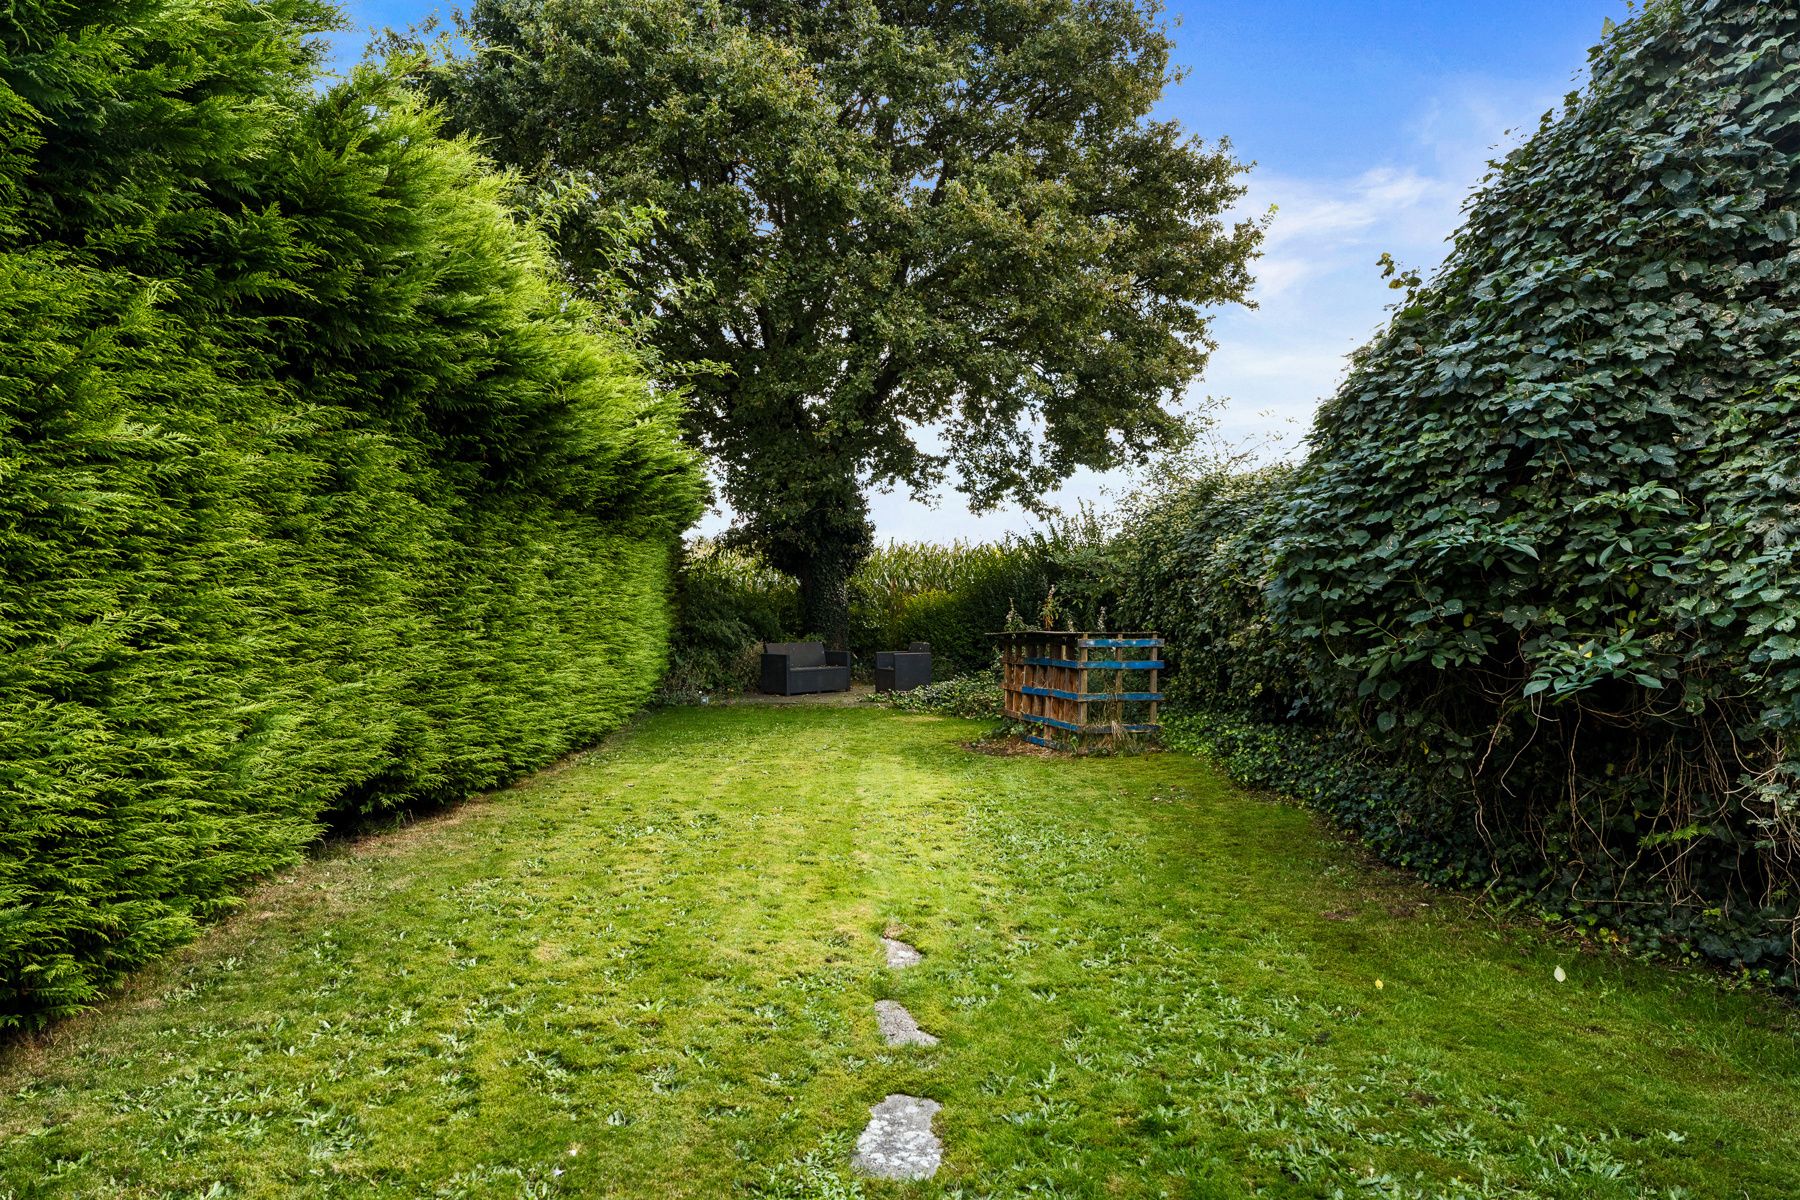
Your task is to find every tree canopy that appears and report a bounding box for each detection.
[419,0,1262,639]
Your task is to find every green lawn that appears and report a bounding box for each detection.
[4,705,1798,1199]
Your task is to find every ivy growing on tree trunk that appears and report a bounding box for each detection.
[413,0,1262,644]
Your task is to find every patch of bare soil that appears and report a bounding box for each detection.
[717,684,876,707]
[964,733,1166,758]
[963,735,1060,757]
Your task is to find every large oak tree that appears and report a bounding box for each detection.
[421,0,1262,643]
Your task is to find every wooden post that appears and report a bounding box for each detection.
[1148,653,1159,732]
[1032,634,1043,728]
[1002,632,1013,717]
[1077,638,1089,746]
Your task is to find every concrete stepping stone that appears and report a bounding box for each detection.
[851,1093,942,1180]
[882,936,922,968]
[873,1000,939,1047]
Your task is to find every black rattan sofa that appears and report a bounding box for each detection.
[759,642,852,695]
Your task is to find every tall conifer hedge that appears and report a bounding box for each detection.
[0,0,701,1026]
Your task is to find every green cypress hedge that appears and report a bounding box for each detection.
[0,0,702,1026]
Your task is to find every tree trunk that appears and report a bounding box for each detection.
[762,483,873,653]
[796,552,855,651]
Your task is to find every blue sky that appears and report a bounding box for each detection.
[325,0,1632,542]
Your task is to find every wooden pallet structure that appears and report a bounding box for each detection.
[993,630,1164,752]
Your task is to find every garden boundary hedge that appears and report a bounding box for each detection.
[1117,0,1800,980]
[0,0,701,1026]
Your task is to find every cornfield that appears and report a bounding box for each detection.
[857,514,1118,672]
[669,513,1118,690]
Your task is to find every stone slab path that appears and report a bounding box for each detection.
[850,1094,943,1181]
[851,931,944,1179]
[882,936,922,968]
[873,1000,938,1047]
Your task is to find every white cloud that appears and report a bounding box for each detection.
[1258,166,1457,250]
[1194,73,1567,473]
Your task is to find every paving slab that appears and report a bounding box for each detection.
[850,1093,942,1180]
[873,999,939,1047]
[882,936,922,968]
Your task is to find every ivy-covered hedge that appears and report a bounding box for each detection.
[1109,1,1800,978]
[1132,0,1800,978]
[0,0,701,1026]
[1110,463,1302,720]
[1268,0,1800,974]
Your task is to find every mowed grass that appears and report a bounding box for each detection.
[3,706,1799,1200]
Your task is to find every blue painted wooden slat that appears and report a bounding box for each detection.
[1021,657,1164,670]
[1020,712,1083,732]
[1076,638,1164,648]
[1020,686,1162,702]
[1018,713,1161,735]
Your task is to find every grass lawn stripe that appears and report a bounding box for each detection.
[2,704,1797,1198]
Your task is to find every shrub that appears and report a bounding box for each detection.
[662,540,799,697]
[0,0,701,1026]
[871,675,1006,721]
[666,523,1113,688]
[1109,459,1304,720]
[851,540,1036,674]
[849,522,1114,675]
